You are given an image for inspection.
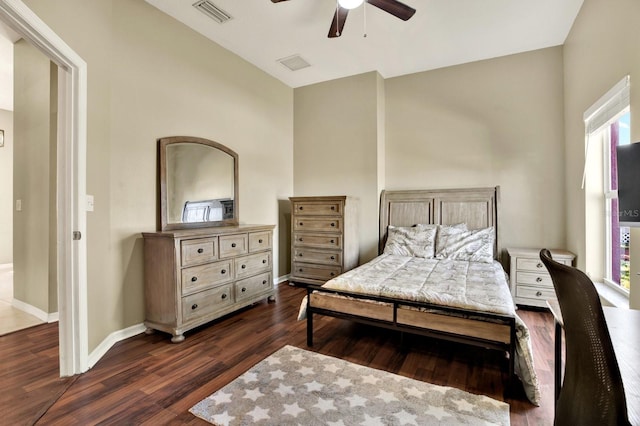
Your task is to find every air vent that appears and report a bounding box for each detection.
[193,0,233,24]
[277,55,311,72]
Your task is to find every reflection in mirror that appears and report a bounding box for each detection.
[159,136,238,230]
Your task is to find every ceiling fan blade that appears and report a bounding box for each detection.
[271,0,289,2]
[367,0,416,21]
[328,6,349,38]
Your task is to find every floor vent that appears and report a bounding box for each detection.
[193,0,233,24]
[278,54,311,71]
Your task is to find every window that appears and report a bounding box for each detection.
[604,112,631,290]
[583,76,630,291]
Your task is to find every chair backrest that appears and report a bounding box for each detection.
[540,249,630,426]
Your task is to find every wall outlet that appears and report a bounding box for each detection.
[15,199,22,211]
[86,195,94,212]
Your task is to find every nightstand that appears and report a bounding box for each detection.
[507,247,575,308]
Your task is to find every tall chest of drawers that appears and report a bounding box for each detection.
[289,196,359,285]
[507,247,575,308]
[142,225,275,342]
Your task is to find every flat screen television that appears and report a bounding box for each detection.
[617,142,640,227]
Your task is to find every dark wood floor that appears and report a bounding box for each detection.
[1,283,555,425]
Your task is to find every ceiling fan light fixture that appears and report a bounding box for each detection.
[338,0,364,10]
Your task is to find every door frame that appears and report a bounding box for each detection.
[0,0,87,376]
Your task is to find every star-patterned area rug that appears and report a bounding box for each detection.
[190,345,510,426]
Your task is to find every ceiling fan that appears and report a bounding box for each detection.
[271,0,416,38]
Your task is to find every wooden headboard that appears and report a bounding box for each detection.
[379,187,500,258]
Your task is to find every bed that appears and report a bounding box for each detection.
[298,187,540,404]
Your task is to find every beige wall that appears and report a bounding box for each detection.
[24,0,294,351]
[0,108,12,264]
[13,39,57,313]
[294,72,384,262]
[563,0,640,307]
[385,47,567,259]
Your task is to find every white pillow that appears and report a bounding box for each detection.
[435,226,495,263]
[383,225,438,258]
[434,223,468,253]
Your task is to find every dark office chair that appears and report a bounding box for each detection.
[540,249,630,426]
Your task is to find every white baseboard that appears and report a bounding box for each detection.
[275,274,290,285]
[11,298,58,323]
[88,323,146,369]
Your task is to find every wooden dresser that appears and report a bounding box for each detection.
[289,196,359,285]
[507,247,575,308]
[142,224,275,342]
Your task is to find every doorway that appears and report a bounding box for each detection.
[0,0,87,376]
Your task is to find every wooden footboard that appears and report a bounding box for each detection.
[306,286,517,388]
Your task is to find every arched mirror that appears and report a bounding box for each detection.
[158,136,238,230]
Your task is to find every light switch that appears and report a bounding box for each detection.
[86,195,94,212]
[15,199,21,211]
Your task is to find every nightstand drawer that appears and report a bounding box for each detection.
[516,258,547,272]
[293,201,343,216]
[515,271,553,287]
[516,285,556,301]
[294,218,342,232]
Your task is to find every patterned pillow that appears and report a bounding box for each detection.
[434,223,468,254]
[435,226,495,263]
[383,225,438,258]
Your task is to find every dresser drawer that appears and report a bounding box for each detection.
[235,252,271,279]
[182,285,233,323]
[293,262,342,282]
[181,259,233,295]
[293,233,342,250]
[516,285,556,301]
[294,248,341,266]
[181,237,217,267]
[293,218,343,232]
[515,271,553,287]
[249,231,271,253]
[235,272,272,302]
[293,201,343,216]
[219,234,248,258]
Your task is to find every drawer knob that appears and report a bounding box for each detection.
[299,222,304,226]
[536,277,542,283]
[221,293,227,300]
[259,239,263,243]
[262,280,267,285]
[299,253,303,257]
[231,243,237,248]
[299,268,303,272]
[262,259,267,264]
[242,264,246,269]
[330,272,335,276]
[536,263,543,268]
[299,238,304,242]
[299,206,303,210]
[197,248,204,254]
[330,256,335,260]
[331,223,336,227]
[330,239,335,243]
[191,276,198,282]
[221,269,226,274]
[241,287,247,292]
[536,291,542,297]
[191,303,198,310]
[331,206,335,210]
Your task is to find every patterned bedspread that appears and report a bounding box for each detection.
[298,254,541,405]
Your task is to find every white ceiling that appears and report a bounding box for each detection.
[145,0,584,88]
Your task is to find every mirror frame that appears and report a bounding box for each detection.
[158,136,239,231]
